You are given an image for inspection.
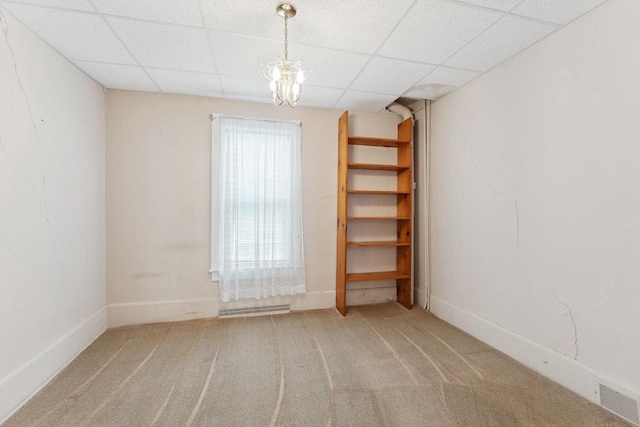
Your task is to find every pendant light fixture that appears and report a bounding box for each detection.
[263,2,308,108]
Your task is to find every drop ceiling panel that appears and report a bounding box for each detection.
[351,57,436,95]
[107,17,214,72]
[211,31,280,78]
[419,66,481,88]
[91,0,203,27]
[295,85,345,109]
[378,0,501,64]
[453,0,522,12]
[292,0,416,53]
[292,43,370,89]
[1,4,135,63]
[146,68,222,97]
[334,91,398,113]
[512,0,608,25]
[402,66,481,98]
[445,16,557,72]
[73,61,158,91]
[211,31,369,89]
[211,32,284,79]
[218,75,271,104]
[199,0,281,41]
[1,0,93,12]
[200,0,415,54]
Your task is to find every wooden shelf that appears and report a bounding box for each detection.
[347,216,410,221]
[336,111,413,316]
[348,136,411,147]
[346,271,411,283]
[347,241,411,248]
[348,163,409,171]
[347,190,410,195]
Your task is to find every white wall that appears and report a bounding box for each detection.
[0,10,106,423]
[429,0,640,415]
[106,90,402,326]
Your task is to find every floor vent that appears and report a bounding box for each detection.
[218,304,290,319]
[600,383,639,425]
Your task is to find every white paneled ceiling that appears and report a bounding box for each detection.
[444,16,557,71]
[74,61,158,91]
[0,0,610,112]
[146,68,223,97]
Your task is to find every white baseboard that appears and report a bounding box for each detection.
[0,306,107,424]
[107,299,218,328]
[430,296,640,424]
[347,286,396,306]
[107,290,339,328]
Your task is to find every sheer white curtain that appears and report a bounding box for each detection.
[215,116,305,302]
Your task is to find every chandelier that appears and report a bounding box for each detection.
[263,3,308,108]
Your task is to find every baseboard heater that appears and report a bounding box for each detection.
[218,304,290,319]
[600,383,639,425]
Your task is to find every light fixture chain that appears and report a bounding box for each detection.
[284,14,288,61]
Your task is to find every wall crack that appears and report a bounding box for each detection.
[552,291,579,360]
[563,65,640,141]
[0,129,43,201]
[1,11,64,280]
[0,228,39,273]
[465,135,532,290]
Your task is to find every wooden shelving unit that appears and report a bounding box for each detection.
[348,163,410,172]
[336,111,413,316]
[347,190,410,195]
[346,241,411,248]
[347,216,411,221]
[346,271,411,282]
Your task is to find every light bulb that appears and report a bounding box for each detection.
[296,71,304,84]
[270,80,277,92]
[273,67,281,80]
[292,82,300,96]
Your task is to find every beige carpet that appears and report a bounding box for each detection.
[3,304,630,427]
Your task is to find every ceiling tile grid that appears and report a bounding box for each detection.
[402,65,482,99]
[210,32,282,79]
[105,17,215,73]
[146,68,222,97]
[453,0,522,12]
[1,3,136,64]
[512,0,608,26]
[200,0,417,54]
[91,0,203,27]
[0,0,613,111]
[419,66,482,88]
[199,0,282,42]
[350,57,436,95]
[218,75,273,105]
[377,0,502,64]
[73,61,158,92]
[2,0,92,12]
[334,91,400,113]
[294,85,346,109]
[210,31,371,90]
[444,15,558,72]
[289,43,371,90]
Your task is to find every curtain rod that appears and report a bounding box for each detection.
[210,113,301,127]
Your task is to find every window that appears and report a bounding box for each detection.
[211,115,305,302]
